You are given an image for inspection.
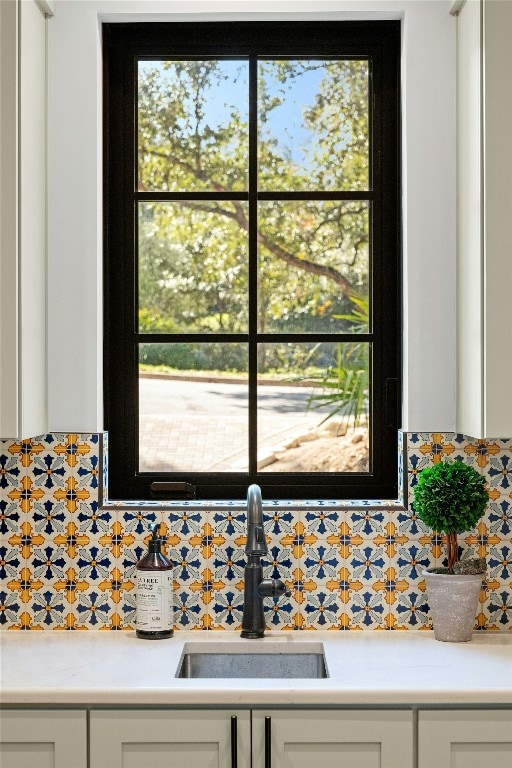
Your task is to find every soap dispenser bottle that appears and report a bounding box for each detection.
[136,522,174,639]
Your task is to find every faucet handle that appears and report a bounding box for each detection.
[258,578,291,599]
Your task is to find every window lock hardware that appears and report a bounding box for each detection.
[149,482,196,499]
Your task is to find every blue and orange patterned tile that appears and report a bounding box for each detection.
[52,521,90,559]
[463,439,502,470]
[410,432,458,465]
[303,587,342,630]
[487,498,512,537]
[326,520,364,559]
[0,451,21,491]
[174,542,206,587]
[339,543,389,630]
[7,438,45,469]
[481,586,512,630]
[395,541,433,581]
[288,565,317,611]
[167,506,206,538]
[77,500,113,536]
[31,500,67,536]
[28,589,67,629]
[1,429,512,632]
[486,453,512,494]
[0,544,23,586]
[7,521,45,563]
[118,591,137,630]
[263,505,298,538]
[396,501,431,539]
[174,587,209,631]
[279,521,318,560]
[209,587,244,630]
[7,476,45,515]
[188,521,226,560]
[31,453,70,492]
[76,454,100,493]
[0,501,20,536]
[372,520,409,558]
[387,587,430,630]
[303,507,342,537]
[212,541,246,587]
[344,588,388,630]
[348,542,388,584]
[76,543,115,584]
[302,541,340,583]
[6,564,45,608]
[97,520,136,560]
[171,564,225,630]
[52,476,91,516]
[0,588,22,627]
[94,561,135,614]
[73,589,115,629]
[348,507,386,538]
[463,521,501,560]
[263,592,298,631]
[373,564,411,612]
[121,507,156,536]
[53,433,93,471]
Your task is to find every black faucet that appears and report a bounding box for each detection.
[240,484,291,639]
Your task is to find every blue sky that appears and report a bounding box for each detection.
[139,58,328,167]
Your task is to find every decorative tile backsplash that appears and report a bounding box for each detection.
[1,432,511,631]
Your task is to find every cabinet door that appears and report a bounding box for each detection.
[0,710,87,768]
[418,710,512,768]
[90,709,251,768]
[252,710,413,768]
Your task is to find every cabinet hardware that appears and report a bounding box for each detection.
[231,715,237,768]
[265,716,271,768]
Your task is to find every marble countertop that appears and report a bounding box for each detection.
[1,631,512,707]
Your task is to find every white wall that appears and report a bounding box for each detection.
[47,0,456,433]
[1,0,48,439]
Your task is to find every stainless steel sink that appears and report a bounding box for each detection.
[176,645,328,679]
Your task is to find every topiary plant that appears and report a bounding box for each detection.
[413,460,489,572]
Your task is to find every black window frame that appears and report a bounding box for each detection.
[103,21,401,502]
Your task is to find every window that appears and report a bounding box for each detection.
[103,21,401,501]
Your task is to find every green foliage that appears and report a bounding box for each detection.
[413,460,489,535]
[306,297,369,431]
[137,59,370,342]
[139,343,248,373]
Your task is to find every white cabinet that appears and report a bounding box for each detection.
[90,709,413,768]
[2,706,511,768]
[90,710,251,768]
[0,0,48,439]
[252,710,414,768]
[0,709,87,768]
[418,710,512,768]
[456,0,512,437]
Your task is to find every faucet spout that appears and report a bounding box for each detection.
[245,484,267,556]
[241,484,290,639]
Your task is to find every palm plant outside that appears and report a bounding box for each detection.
[305,296,369,434]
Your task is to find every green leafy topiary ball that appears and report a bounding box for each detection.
[413,460,488,534]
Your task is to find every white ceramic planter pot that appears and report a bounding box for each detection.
[422,570,484,642]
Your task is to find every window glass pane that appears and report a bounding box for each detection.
[138,202,249,333]
[138,60,248,191]
[258,59,369,191]
[258,201,369,333]
[257,342,369,473]
[138,343,248,472]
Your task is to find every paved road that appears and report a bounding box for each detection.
[139,376,330,472]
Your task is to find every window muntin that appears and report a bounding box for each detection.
[104,22,400,501]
